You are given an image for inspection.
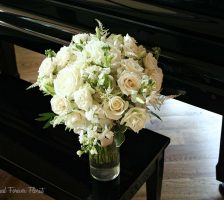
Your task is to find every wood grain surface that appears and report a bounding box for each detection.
[0,45,223,200]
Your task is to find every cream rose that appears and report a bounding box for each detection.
[143,53,163,91]
[54,66,83,98]
[38,57,55,78]
[123,34,146,58]
[50,95,72,116]
[117,71,141,95]
[121,58,143,73]
[73,85,94,111]
[120,107,147,133]
[103,96,129,120]
[65,110,88,133]
[143,52,158,72]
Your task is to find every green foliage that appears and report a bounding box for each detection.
[35,112,56,129]
[95,19,109,39]
[98,74,112,89]
[75,44,83,51]
[113,124,127,147]
[152,47,161,60]
[45,49,56,58]
[148,109,162,121]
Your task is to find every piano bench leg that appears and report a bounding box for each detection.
[219,183,224,196]
[146,153,164,200]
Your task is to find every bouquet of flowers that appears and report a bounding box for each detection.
[31,20,170,156]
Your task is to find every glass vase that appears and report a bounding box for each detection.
[89,141,120,181]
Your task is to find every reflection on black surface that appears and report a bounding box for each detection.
[89,177,120,200]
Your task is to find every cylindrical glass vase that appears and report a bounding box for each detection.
[89,142,120,181]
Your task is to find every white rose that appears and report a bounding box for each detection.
[54,66,83,98]
[65,110,88,133]
[103,96,129,120]
[121,58,143,73]
[50,95,72,115]
[117,71,141,95]
[120,107,147,133]
[74,85,94,111]
[38,57,55,78]
[55,46,75,70]
[143,53,163,91]
[123,34,146,58]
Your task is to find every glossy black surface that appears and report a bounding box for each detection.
[0,74,170,200]
[0,0,224,183]
[0,1,223,115]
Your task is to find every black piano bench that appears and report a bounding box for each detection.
[0,74,170,200]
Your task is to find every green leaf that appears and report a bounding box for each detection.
[35,112,56,129]
[114,131,125,147]
[148,110,162,121]
[151,47,161,60]
[75,44,83,51]
[113,124,127,147]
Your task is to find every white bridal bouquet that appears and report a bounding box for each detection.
[31,20,171,156]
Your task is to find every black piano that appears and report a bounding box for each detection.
[0,0,224,194]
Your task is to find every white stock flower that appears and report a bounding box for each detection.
[84,40,106,64]
[72,33,89,44]
[143,53,163,91]
[65,110,88,133]
[73,85,94,111]
[38,57,55,78]
[123,34,146,58]
[50,95,72,115]
[54,66,83,97]
[121,58,143,73]
[103,96,129,120]
[120,107,147,133]
[117,71,141,95]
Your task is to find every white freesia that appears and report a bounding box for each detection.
[54,66,83,97]
[103,96,129,120]
[98,126,114,147]
[50,95,72,115]
[74,85,94,111]
[117,71,141,95]
[38,57,55,78]
[121,107,148,133]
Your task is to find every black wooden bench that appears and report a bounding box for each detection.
[0,73,170,200]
